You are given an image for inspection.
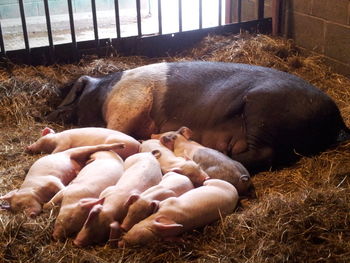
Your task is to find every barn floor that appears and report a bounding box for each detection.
[0,33,350,263]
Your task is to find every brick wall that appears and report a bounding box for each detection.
[282,0,350,77]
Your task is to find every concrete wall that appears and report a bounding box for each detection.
[282,0,350,77]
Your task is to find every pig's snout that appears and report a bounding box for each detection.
[0,203,11,210]
[240,174,250,182]
[25,146,32,153]
[118,240,126,248]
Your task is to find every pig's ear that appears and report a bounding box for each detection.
[178,127,192,140]
[169,167,182,174]
[153,216,183,236]
[124,194,140,209]
[79,197,105,209]
[160,135,175,150]
[183,150,192,161]
[151,149,162,159]
[84,204,103,226]
[41,127,55,136]
[109,221,123,245]
[150,133,160,139]
[0,189,18,201]
[149,200,160,213]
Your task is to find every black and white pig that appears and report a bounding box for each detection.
[47,61,350,172]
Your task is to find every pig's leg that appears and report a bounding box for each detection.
[230,92,276,171]
[43,188,65,209]
[36,176,67,203]
[105,84,156,139]
[68,143,125,164]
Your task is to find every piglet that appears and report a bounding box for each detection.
[73,152,162,247]
[44,150,124,240]
[120,172,194,232]
[118,179,238,247]
[0,143,125,217]
[26,127,140,159]
[152,127,254,197]
[140,139,209,187]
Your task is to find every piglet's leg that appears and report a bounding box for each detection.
[43,188,65,209]
[68,143,125,164]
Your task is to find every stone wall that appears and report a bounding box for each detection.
[282,0,350,77]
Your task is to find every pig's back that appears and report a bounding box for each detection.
[159,179,238,230]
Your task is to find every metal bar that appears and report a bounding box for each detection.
[225,0,232,24]
[114,0,121,38]
[91,0,99,46]
[158,0,162,34]
[136,0,142,36]
[67,0,77,45]
[18,0,30,52]
[0,21,5,54]
[218,0,222,26]
[199,0,202,29]
[237,0,242,22]
[43,0,54,61]
[272,0,280,35]
[178,0,182,32]
[258,0,265,19]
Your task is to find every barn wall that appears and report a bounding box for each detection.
[282,0,350,77]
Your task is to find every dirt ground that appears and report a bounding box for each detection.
[0,33,349,263]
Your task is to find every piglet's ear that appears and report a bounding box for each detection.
[41,127,55,136]
[79,197,105,209]
[169,167,182,174]
[0,189,18,201]
[149,200,160,213]
[178,127,192,140]
[124,194,140,209]
[84,204,103,226]
[151,149,162,159]
[154,216,183,236]
[150,133,160,139]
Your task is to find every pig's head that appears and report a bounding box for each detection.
[118,215,183,247]
[25,128,57,154]
[52,198,103,240]
[74,200,113,247]
[152,126,193,151]
[172,161,209,187]
[234,174,256,199]
[229,162,256,198]
[120,194,160,232]
[0,189,42,217]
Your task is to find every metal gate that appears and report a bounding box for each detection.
[0,0,278,65]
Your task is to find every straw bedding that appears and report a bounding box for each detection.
[0,33,349,263]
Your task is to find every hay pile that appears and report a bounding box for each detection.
[1,34,350,263]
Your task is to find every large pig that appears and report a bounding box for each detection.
[44,150,124,240]
[26,127,140,159]
[152,126,254,197]
[120,172,194,232]
[47,62,350,172]
[73,152,162,247]
[0,143,125,217]
[118,179,238,247]
[140,139,209,187]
